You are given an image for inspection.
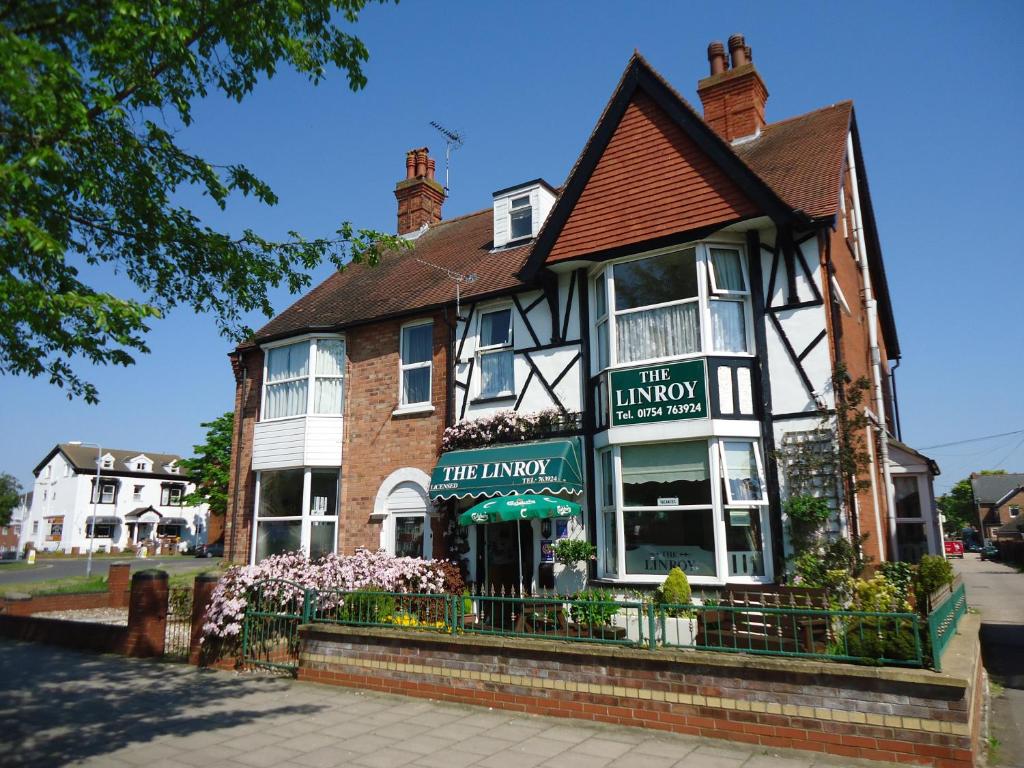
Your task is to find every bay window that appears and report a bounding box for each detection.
[598,438,771,583]
[893,475,931,564]
[399,322,433,407]
[478,307,514,398]
[253,468,339,563]
[592,243,752,371]
[262,336,345,420]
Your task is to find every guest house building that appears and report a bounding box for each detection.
[224,37,942,587]
[21,444,208,554]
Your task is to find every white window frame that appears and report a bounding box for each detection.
[1010,505,1020,518]
[260,334,345,422]
[99,483,115,504]
[596,438,773,586]
[476,304,515,399]
[508,194,532,241]
[591,240,754,371]
[397,319,433,410]
[718,440,768,506]
[250,468,341,563]
[133,485,143,502]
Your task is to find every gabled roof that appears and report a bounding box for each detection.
[521,52,801,278]
[33,444,190,479]
[970,473,1024,504]
[246,209,533,346]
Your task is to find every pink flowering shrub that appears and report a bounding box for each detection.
[201,549,453,643]
[441,408,579,452]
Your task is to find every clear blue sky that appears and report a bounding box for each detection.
[3,0,1022,495]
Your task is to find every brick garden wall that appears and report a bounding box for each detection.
[0,562,131,616]
[297,617,983,767]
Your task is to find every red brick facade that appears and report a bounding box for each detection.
[224,348,263,563]
[339,312,448,554]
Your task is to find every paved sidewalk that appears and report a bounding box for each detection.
[0,639,891,768]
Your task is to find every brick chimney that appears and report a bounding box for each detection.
[697,34,769,143]
[394,147,444,235]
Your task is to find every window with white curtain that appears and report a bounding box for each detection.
[478,307,514,398]
[592,243,752,369]
[262,337,345,420]
[400,322,433,406]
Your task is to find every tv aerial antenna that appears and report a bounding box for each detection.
[415,257,476,320]
[429,121,464,197]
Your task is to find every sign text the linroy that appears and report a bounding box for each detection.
[439,458,553,483]
[609,359,708,427]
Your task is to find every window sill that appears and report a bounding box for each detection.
[469,394,517,405]
[392,404,435,417]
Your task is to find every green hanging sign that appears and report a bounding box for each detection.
[609,359,708,427]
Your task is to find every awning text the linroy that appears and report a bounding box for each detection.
[439,459,554,484]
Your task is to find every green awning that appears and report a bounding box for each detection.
[429,439,583,501]
[458,495,582,526]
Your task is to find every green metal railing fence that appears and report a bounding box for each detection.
[927,581,967,672]
[262,584,930,667]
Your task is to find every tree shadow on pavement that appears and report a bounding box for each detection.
[0,639,317,766]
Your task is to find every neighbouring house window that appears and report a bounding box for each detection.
[593,243,752,368]
[253,468,339,563]
[102,456,113,469]
[87,523,115,538]
[32,521,39,535]
[383,480,431,559]
[91,482,116,504]
[509,195,532,240]
[160,485,184,506]
[262,337,345,420]
[478,308,514,398]
[1010,505,1020,518]
[399,322,433,407]
[133,485,143,501]
[156,524,183,537]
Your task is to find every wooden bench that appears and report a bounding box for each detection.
[696,586,831,654]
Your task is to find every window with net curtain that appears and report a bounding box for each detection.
[264,339,345,419]
[708,247,749,353]
[401,323,432,406]
[479,307,514,397]
[619,442,717,577]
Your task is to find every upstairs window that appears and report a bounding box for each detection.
[133,485,143,501]
[91,482,116,504]
[592,243,752,370]
[161,485,183,506]
[263,337,345,420]
[478,308,514,398]
[1011,505,1020,518]
[509,195,532,240]
[399,322,433,407]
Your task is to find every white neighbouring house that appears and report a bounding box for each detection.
[20,444,208,554]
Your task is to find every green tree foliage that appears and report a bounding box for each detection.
[937,478,976,535]
[0,473,23,526]
[1,0,402,402]
[181,412,233,517]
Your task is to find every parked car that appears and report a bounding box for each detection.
[194,542,224,558]
[980,544,1000,561]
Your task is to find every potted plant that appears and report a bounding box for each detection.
[567,589,622,639]
[654,568,696,647]
[550,538,595,595]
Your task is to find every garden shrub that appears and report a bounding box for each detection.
[654,567,692,617]
[551,538,596,566]
[878,561,913,606]
[340,589,396,623]
[914,554,954,609]
[569,589,620,626]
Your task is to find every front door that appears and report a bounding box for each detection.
[483,520,533,594]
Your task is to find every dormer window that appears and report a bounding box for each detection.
[492,180,556,249]
[509,195,532,240]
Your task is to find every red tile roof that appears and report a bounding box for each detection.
[248,209,531,344]
[734,101,853,220]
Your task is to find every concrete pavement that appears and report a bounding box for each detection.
[0,640,891,768]
[953,553,1024,767]
[0,556,221,585]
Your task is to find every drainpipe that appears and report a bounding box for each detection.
[846,134,897,561]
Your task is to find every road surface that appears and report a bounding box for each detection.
[953,553,1024,767]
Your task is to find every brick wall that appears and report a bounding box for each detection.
[298,617,983,767]
[224,348,263,563]
[339,312,448,555]
[0,563,131,616]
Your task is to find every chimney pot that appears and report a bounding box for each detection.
[395,147,444,235]
[405,151,415,179]
[414,148,427,178]
[707,41,727,75]
[728,34,749,68]
[427,158,436,180]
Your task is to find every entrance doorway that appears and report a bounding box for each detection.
[481,520,533,594]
